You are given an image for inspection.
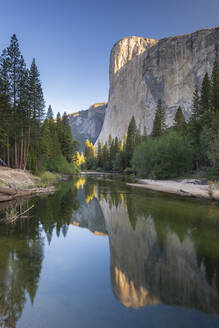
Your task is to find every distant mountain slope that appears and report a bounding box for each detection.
[68,102,107,151]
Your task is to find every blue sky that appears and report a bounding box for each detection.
[0,0,218,115]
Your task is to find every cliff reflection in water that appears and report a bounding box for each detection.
[72,178,219,314]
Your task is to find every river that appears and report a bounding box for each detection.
[0,177,219,328]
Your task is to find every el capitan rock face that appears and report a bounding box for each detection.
[68,102,106,150]
[97,27,219,143]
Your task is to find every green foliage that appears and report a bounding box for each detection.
[132,131,193,178]
[44,155,79,175]
[39,171,60,187]
[123,167,133,175]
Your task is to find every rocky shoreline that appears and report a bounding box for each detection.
[0,167,56,203]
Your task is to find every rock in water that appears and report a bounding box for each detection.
[97,27,219,143]
[68,102,107,150]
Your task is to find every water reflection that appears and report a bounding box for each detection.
[0,177,219,327]
[73,178,219,314]
[0,181,79,327]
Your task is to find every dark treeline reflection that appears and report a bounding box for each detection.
[0,177,219,327]
[0,180,79,328]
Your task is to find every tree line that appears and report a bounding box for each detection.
[0,34,78,174]
[81,60,219,178]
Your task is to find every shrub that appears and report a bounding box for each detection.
[123,167,133,175]
[39,171,60,186]
[43,155,79,175]
[132,131,193,179]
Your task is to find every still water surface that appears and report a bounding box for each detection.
[0,177,219,327]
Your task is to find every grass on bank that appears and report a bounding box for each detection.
[36,155,81,187]
[38,171,61,187]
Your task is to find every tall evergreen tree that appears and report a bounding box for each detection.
[102,143,110,171]
[56,112,63,142]
[174,106,186,134]
[125,116,137,167]
[61,112,76,162]
[4,34,23,167]
[29,58,45,121]
[211,60,219,112]
[192,86,201,118]
[28,58,45,170]
[97,141,103,168]
[200,72,211,113]
[152,99,166,137]
[46,104,53,119]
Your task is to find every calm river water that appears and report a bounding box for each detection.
[0,177,219,328]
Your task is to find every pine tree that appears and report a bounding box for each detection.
[61,112,75,162]
[114,137,119,155]
[97,141,103,168]
[142,126,147,142]
[0,93,11,166]
[28,58,45,170]
[17,57,30,168]
[200,72,211,113]
[174,106,186,134]
[29,58,45,121]
[211,60,219,112]
[47,105,53,119]
[152,99,166,137]
[192,86,201,118]
[56,112,63,142]
[4,34,23,167]
[40,119,53,164]
[125,116,137,167]
[102,143,110,170]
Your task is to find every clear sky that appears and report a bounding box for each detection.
[0,0,218,115]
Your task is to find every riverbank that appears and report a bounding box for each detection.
[127,179,219,200]
[0,167,56,202]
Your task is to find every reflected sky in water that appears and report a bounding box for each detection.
[0,177,219,328]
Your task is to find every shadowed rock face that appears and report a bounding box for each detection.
[98,27,219,143]
[68,103,106,150]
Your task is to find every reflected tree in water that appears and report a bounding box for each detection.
[0,179,80,327]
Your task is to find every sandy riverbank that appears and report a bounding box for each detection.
[127,179,219,200]
[0,167,56,202]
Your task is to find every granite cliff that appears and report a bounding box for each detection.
[98,27,219,143]
[68,102,106,150]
